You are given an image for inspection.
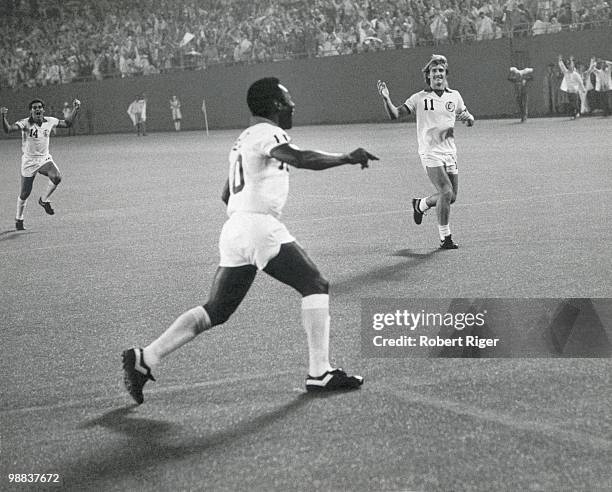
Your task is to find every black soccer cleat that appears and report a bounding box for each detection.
[412,198,424,225]
[38,197,54,215]
[440,235,459,249]
[122,348,155,404]
[305,368,363,392]
[15,219,25,231]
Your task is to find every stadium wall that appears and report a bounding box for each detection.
[1,28,610,135]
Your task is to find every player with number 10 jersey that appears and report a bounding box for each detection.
[227,121,291,219]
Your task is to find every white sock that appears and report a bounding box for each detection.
[302,294,333,378]
[143,306,211,370]
[16,197,27,220]
[419,198,429,212]
[438,224,451,240]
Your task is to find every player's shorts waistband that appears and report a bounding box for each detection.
[227,210,282,220]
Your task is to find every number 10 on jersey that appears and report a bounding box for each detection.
[230,154,245,194]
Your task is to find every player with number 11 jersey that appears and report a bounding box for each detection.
[405,88,469,157]
[377,54,474,249]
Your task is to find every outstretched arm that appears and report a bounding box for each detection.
[57,99,81,128]
[1,107,19,133]
[377,80,410,120]
[270,144,378,171]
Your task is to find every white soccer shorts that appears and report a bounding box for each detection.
[219,212,295,270]
[21,154,55,178]
[419,153,458,175]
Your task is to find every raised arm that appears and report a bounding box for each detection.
[558,55,568,73]
[56,99,81,128]
[377,80,410,120]
[270,143,378,171]
[1,107,21,133]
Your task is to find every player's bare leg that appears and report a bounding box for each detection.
[426,166,459,248]
[145,265,257,368]
[413,172,458,225]
[38,162,62,201]
[263,242,363,391]
[123,265,257,404]
[16,175,35,229]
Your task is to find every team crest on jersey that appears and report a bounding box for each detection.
[445,101,456,112]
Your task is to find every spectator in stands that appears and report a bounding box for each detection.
[476,11,497,39]
[430,10,449,44]
[532,14,551,34]
[557,4,575,29]
[1,0,611,90]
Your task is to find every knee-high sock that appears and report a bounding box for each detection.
[302,294,333,377]
[143,306,211,369]
[16,197,27,220]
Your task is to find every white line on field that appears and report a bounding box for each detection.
[0,188,610,254]
[384,388,612,451]
[290,188,612,223]
[0,370,295,416]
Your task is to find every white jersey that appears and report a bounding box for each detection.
[227,122,291,219]
[15,117,59,158]
[404,88,470,156]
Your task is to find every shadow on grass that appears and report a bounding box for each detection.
[63,392,332,489]
[332,247,441,295]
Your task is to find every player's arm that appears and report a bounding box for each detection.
[57,99,81,128]
[221,178,230,205]
[456,103,475,127]
[0,107,19,133]
[270,143,378,171]
[586,57,596,73]
[377,80,410,120]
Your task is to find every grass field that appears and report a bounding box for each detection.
[1,117,611,491]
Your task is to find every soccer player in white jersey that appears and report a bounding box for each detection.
[1,98,80,230]
[122,77,378,403]
[377,54,474,249]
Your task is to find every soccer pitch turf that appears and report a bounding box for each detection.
[1,118,611,491]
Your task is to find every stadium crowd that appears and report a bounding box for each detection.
[1,0,611,89]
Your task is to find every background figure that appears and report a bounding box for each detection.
[1,98,80,230]
[587,57,612,117]
[508,66,534,122]
[558,55,585,119]
[127,94,147,136]
[170,95,182,131]
[542,63,560,115]
[62,101,75,136]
